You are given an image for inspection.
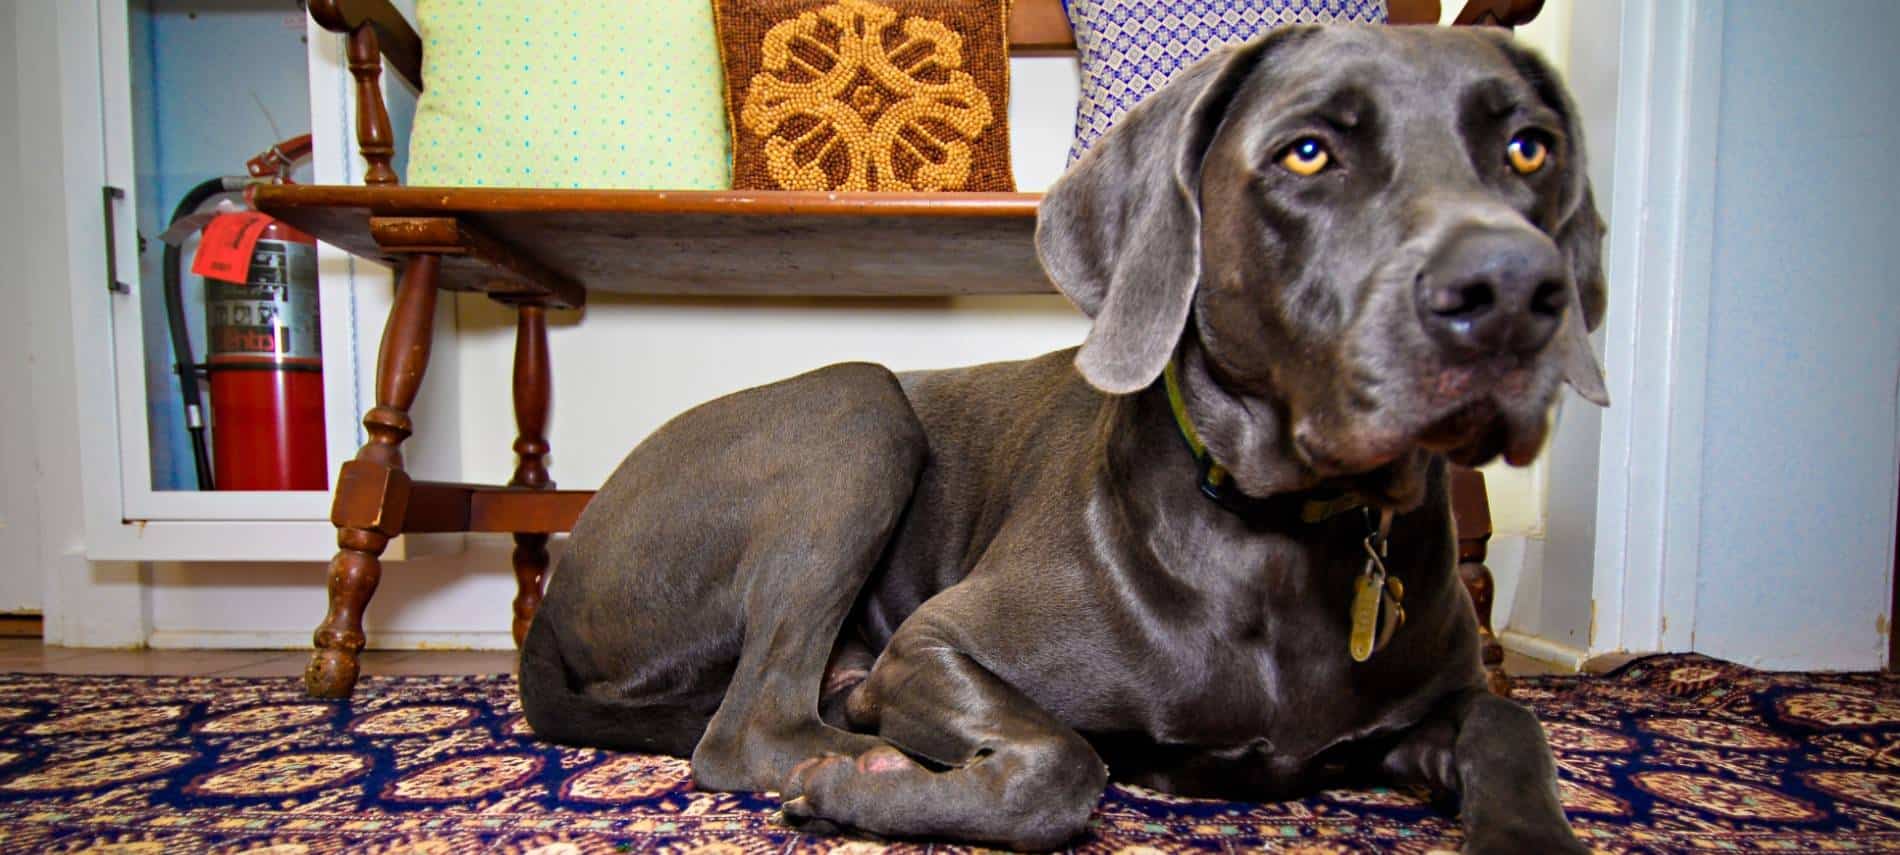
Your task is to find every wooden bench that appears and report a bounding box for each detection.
[262,0,1543,699]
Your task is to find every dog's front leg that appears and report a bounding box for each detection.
[781,635,1108,850]
[1381,689,1587,855]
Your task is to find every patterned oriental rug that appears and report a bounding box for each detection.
[1,654,1898,853]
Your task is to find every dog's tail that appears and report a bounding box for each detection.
[517,617,709,756]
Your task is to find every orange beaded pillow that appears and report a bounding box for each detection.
[711,0,1015,192]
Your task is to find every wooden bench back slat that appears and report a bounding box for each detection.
[306,0,1537,185]
[310,0,1533,95]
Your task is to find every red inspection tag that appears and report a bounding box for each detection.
[191,211,275,284]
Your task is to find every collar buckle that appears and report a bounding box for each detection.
[1194,453,1238,506]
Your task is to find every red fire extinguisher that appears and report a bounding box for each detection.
[200,214,326,491]
[165,135,328,491]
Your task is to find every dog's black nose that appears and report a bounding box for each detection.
[1416,226,1567,358]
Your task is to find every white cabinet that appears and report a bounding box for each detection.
[71,0,455,561]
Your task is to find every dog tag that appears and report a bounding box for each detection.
[1350,509,1397,663]
[1349,558,1385,663]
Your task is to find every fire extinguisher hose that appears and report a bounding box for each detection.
[164,176,245,491]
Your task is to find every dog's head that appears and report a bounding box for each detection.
[1037,25,1607,503]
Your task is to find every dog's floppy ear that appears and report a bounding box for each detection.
[1035,30,1302,394]
[1493,32,1610,406]
[1554,185,1610,406]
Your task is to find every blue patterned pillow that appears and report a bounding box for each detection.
[1063,0,1387,163]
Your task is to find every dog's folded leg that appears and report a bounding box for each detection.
[689,547,893,792]
[1381,689,1587,855]
[781,637,1109,851]
[681,364,928,793]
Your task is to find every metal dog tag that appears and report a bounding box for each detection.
[1349,545,1387,662]
[1350,509,1400,663]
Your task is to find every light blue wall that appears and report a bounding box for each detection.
[1695,0,1900,669]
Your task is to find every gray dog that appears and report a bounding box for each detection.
[521,24,1608,853]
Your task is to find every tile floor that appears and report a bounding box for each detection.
[0,638,1567,679]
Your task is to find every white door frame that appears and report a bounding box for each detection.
[20,0,152,645]
[1587,0,1726,658]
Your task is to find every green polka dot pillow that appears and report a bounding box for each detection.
[409,0,731,189]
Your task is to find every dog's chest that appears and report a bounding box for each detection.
[1154,612,1369,747]
[1087,608,1425,795]
[1120,526,1453,757]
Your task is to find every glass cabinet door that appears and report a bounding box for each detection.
[100,0,356,525]
[104,0,332,519]
[85,0,443,559]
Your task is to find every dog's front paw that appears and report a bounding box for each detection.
[778,753,847,833]
[778,748,923,837]
[779,796,843,836]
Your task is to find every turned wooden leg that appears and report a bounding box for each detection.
[344,22,399,187]
[509,304,553,645]
[306,254,440,698]
[1460,554,1512,696]
[512,533,550,645]
[1450,466,1512,697]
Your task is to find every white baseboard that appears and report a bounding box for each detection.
[147,630,517,651]
[1499,630,1589,673]
[41,554,150,649]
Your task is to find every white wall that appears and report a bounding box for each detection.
[0,1,45,615]
[1690,0,1900,670]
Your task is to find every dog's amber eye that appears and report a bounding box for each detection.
[1507,132,1550,174]
[1279,138,1330,176]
